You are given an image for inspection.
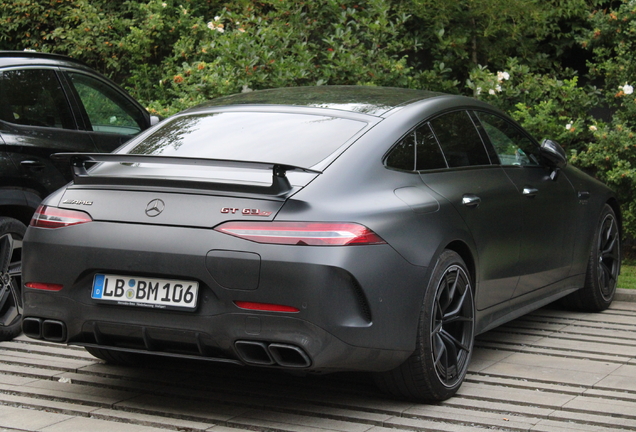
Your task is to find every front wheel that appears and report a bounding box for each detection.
[374,250,475,402]
[0,217,26,341]
[562,204,621,311]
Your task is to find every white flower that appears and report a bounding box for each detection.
[488,88,496,95]
[565,123,572,130]
[622,83,634,95]
[214,16,221,21]
[589,125,598,131]
[495,84,502,92]
[207,21,215,30]
[475,87,482,95]
[161,2,167,7]
[216,27,225,33]
[497,71,510,81]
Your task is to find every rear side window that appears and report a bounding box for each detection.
[67,72,145,135]
[0,69,74,129]
[429,111,491,167]
[386,123,447,171]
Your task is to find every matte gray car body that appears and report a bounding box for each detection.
[21,86,621,401]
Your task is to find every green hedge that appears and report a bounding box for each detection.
[2,0,635,242]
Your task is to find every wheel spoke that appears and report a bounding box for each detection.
[442,285,471,324]
[440,328,471,353]
[0,234,13,275]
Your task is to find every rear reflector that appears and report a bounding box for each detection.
[30,205,92,229]
[214,221,386,246]
[25,282,64,291]
[234,301,299,313]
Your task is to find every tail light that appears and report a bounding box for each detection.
[30,205,92,229]
[25,282,64,291]
[234,301,299,312]
[214,221,386,246]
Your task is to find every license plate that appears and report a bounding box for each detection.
[92,274,199,310]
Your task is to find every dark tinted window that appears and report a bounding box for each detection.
[475,112,540,166]
[386,131,416,170]
[416,123,447,170]
[128,112,367,167]
[386,123,447,171]
[430,111,491,167]
[0,69,74,129]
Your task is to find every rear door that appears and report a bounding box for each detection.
[0,67,98,194]
[416,110,523,310]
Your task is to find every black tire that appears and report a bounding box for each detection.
[0,217,26,341]
[374,250,475,402]
[85,346,147,365]
[562,204,621,312]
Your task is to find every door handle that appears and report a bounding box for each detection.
[20,160,46,171]
[462,194,481,207]
[522,187,538,197]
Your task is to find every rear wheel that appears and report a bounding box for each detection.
[0,217,26,341]
[374,250,475,401]
[562,204,620,311]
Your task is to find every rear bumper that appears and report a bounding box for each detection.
[23,221,428,372]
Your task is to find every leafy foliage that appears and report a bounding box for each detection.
[1,0,636,240]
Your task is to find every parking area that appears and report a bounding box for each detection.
[0,291,634,432]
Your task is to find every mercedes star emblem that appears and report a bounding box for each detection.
[145,199,165,217]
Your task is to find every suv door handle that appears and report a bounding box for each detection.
[522,187,538,197]
[462,194,481,207]
[20,160,46,171]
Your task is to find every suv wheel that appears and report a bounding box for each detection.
[0,217,26,341]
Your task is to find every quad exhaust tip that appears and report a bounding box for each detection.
[235,340,311,368]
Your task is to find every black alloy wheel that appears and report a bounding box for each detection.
[562,204,621,311]
[595,210,621,302]
[374,250,475,402]
[430,262,474,388]
[0,217,26,341]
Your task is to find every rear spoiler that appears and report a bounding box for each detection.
[51,153,322,197]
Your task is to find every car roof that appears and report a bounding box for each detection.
[0,50,92,71]
[192,86,449,117]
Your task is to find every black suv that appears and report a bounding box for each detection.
[0,51,158,340]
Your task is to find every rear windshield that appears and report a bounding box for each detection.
[126,112,368,167]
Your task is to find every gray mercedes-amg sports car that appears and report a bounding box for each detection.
[17,86,620,401]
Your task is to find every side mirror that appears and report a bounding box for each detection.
[150,115,162,126]
[540,139,567,169]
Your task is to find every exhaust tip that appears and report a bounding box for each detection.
[41,320,67,342]
[268,343,311,368]
[235,340,275,365]
[22,317,43,339]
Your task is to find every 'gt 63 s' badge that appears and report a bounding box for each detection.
[221,207,272,217]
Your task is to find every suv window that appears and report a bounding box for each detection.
[386,123,447,171]
[0,69,74,129]
[475,111,541,166]
[429,111,491,167]
[67,72,144,135]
